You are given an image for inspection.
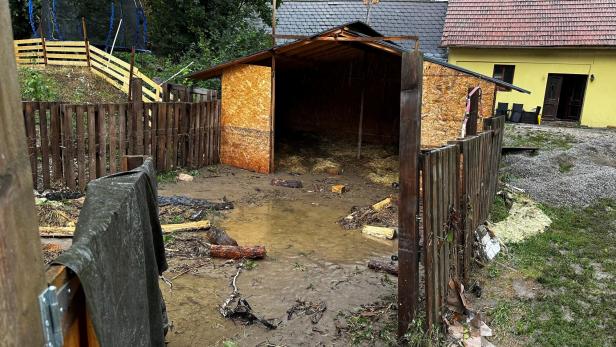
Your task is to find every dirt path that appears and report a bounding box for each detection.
[159,165,400,346]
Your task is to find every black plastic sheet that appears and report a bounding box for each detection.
[55,159,167,346]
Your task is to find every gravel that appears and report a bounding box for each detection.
[501,124,616,206]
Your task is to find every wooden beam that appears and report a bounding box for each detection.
[272,34,419,42]
[0,1,46,344]
[397,49,423,337]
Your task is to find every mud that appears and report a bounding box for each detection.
[158,159,400,346]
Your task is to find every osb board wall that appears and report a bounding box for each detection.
[221,64,272,173]
[422,61,496,147]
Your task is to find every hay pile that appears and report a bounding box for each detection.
[364,156,399,186]
[277,155,309,175]
[311,158,343,175]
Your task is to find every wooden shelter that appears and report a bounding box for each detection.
[190,22,528,173]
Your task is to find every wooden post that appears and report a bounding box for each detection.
[272,0,277,47]
[82,17,91,67]
[466,87,480,136]
[128,47,135,102]
[130,78,144,154]
[39,23,47,65]
[398,49,423,337]
[0,1,46,344]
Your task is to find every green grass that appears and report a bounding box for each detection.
[486,200,616,346]
[157,170,178,183]
[558,161,574,173]
[507,130,575,150]
[489,194,511,223]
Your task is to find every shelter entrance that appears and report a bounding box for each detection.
[542,73,588,122]
[274,42,402,176]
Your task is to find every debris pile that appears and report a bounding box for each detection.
[445,279,494,347]
[339,197,398,231]
[287,299,327,324]
[488,192,552,244]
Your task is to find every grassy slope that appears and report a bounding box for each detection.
[18,66,127,103]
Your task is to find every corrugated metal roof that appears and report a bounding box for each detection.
[277,0,449,59]
[442,0,616,48]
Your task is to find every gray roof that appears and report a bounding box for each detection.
[276,0,449,60]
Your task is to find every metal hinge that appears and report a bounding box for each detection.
[38,282,71,347]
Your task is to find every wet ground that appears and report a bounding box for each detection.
[158,163,400,346]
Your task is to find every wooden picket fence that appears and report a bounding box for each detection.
[14,38,162,102]
[419,116,504,329]
[23,99,221,192]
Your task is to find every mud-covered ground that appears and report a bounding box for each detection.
[39,140,405,346]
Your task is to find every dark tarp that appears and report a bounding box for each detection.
[55,159,167,346]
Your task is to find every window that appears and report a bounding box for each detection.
[493,64,515,91]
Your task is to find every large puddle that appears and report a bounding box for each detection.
[222,200,397,264]
[163,199,398,346]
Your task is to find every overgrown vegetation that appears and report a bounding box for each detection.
[18,67,59,101]
[483,200,616,346]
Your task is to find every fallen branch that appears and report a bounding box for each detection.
[367,259,398,276]
[220,262,243,317]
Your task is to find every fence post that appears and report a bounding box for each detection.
[38,25,48,65]
[398,49,423,337]
[466,87,480,136]
[0,1,46,343]
[82,17,91,67]
[130,78,144,154]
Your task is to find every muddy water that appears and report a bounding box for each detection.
[163,199,398,346]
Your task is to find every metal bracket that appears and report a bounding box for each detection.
[38,282,72,347]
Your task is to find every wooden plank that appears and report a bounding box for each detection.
[62,105,76,190]
[50,103,63,181]
[118,103,126,157]
[156,103,167,171]
[23,102,37,189]
[75,105,86,190]
[1,11,47,342]
[14,37,44,44]
[421,153,434,330]
[97,104,107,177]
[207,101,214,165]
[47,60,88,67]
[39,103,51,189]
[87,105,96,180]
[194,103,202,168]
[397,50,423,337]
[166,102,174,170]
[144,104,151,156]
[187,103,196,167]
[87,45,131,69]
[150,103,158,167]
[45,53,88,60]
[45,41,86,47]
[173,103,180,167]
[108,104,117,173]
[429,151,439,324]
[131,78,144,155]
[44,46,87,53]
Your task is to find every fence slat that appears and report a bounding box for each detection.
[119,104,126,159]
[97,104,107,177]
[87,105,96,181]
[108,104,117,174]
[165,103,174,170]
[50,104,63,181]
[173,103,180,167]
[156,103,167,171]
[62,105,76,190]
[75,105,86,190]
[39,102,50,189]
[150,104,158,168]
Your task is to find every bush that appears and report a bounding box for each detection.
[18,67,59,101]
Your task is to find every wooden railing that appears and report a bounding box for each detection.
[14,38,162,102]
[419,116,504,330]
[23,99,221,192]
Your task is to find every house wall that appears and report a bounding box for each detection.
[448,48,616,127]
[220,64,272,173]
[421,61,497,147]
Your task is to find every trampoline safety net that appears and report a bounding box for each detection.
[32,0,148,51]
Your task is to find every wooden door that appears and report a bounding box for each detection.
[542,75,563,119]
[220,64,273,173]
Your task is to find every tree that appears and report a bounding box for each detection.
[145,0,279,57]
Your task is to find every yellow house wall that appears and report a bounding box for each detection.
[448,48,616,127]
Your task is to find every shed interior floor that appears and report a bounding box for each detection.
[275,130,400,187]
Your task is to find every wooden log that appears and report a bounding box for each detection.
[0,2,47,342]
[362,225,396,240]
[209,245,266,260]
[40,220,211,236]
[368,259,399,276]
